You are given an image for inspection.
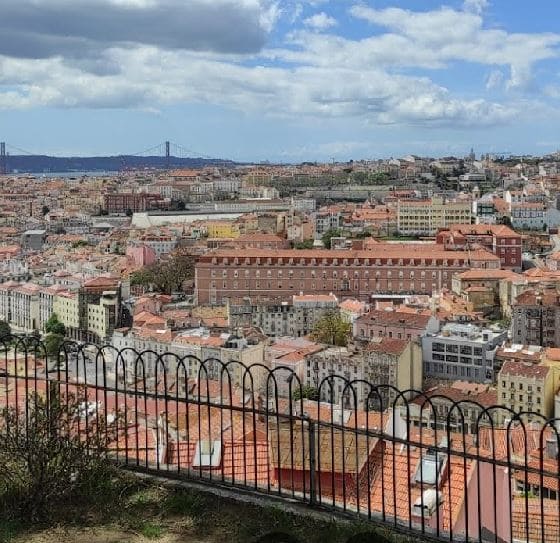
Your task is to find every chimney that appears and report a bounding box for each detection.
[546,438,558,460]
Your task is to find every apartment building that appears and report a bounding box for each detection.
[397,197,472,236]
[103,193,162,214]
[195,245,500,304]
[53,291,80,334]
[303,338,422,409]
[228,294,339,337]
[422,323,507,383]
[112,327,265,390]
[206,221,240,239]
[364,338,423,408]
[8,283,41,332]
[436,224,522,271]
[354,307,439,341]
[451,268,523,312]
[314,210,341,237]
[510,203,546,230]
[512,288,560,347]
[497,362,553,421]
[137,234,178,259]
[408,381,497,434]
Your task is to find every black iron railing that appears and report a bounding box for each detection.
[0,336,559,543]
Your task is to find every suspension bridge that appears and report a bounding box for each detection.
[0,141,232,175]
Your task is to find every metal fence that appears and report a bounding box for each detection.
[1,336,559,543]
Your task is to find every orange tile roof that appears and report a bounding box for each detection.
[205,246,499,261]
[512,497,559,542]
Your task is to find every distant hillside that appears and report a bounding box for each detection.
[3,155,238,173]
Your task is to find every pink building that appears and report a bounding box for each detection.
[355,307,439,341]
[126,245,157,268]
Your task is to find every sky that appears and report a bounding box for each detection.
[1,0,560,162]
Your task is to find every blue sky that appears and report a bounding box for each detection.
[0,0,559,162]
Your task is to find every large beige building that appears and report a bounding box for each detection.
[304,339,422,410]
[397,197,472,235]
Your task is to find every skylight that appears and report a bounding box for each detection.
[192,440,222,468]
[414,447,446,486]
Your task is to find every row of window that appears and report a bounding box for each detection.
[212,269,450,280]
[210,257,468,266]
[432,343,483,355]
[211,280,439,291]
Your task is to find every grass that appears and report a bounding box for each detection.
[0,476,415,543]
[140,522,164,540]
[0,520,23,543]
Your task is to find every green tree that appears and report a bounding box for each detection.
[45,313,65,336]
[321,228,342,249]
[311,311,351,347]
[0,320,11,339]
[352,171,368,184]
[41,205,50,216]
[44,333,64,358]
[125,208,133,217]
[130,250,196,294]
[294,239,314,249]
[292,385,319,401]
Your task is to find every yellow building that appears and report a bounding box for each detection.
[397,197,472,236]
[206,221,240,239]
[497,360,553,421]
[53,292,80,331]
[87,292,119,343]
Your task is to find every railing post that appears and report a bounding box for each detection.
[308,417,317,506]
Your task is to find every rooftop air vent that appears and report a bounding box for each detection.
[412,489,442,518]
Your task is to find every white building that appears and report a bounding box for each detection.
[422,323,507,383]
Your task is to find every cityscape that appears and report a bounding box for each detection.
[2,1,560,543]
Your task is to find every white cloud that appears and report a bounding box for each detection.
[303,12,337,30]
[463,0,489,15]
[0,0,557,131]
[349,4,560,90]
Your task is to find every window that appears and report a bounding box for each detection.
[433,343,445,352]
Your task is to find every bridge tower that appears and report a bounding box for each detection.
[165,141,170,170]
[0,142,6,175]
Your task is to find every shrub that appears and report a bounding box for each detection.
[0,386,122,521]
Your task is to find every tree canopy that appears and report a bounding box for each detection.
[44,333,64,357]
[292,385,319,401]
[130,250,196,294]
[0,321,11,339]
[321,228,342,249]
[45,313,65,336]
[311,312,351,347]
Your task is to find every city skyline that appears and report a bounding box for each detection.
[1,0,560,161]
